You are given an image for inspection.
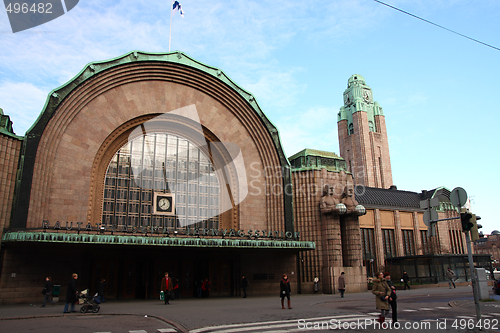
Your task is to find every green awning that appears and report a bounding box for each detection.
[1,231,315,250]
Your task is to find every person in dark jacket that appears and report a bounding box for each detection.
[41,276,54,307]
[338,272,346,298]
[161,272,174,304]
[384,272,398,323]
[280,274,292,309]
[97,278,106,303]
[402,271,410,290]
[241,276,249,298]
[201,278,211,298]
[63,273,78,313]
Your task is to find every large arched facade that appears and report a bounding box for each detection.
[1,52,313,303]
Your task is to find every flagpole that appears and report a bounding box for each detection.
[168,0,174,52]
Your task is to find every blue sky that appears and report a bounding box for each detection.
[1,0,499,234]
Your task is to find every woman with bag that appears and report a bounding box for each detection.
[372,271,391,324]
[280,274,292,309]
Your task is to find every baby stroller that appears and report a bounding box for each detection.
[78,289,101,313]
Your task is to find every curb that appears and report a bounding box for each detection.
[0,312,188,333]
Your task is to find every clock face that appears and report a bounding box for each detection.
[153,192,175,215]
[158,198,171,211]
[363,89,371,102]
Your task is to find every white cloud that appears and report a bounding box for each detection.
[0,82,49,135]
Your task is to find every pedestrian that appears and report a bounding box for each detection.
[161,272,174,304]
[384,272,398,323]
[201,278,211,298]
[280,273,292,309]
[402,271,410,290]
[446,267,456,289]
[372,271,391,324]
[97,278,106,303]
[241,276,249,298]
[173,279,180,300]
[338,272,346,298]
[194,279,202,298]
[41,276,54,307]
[63,273,78,313]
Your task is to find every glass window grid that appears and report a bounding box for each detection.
[402,230,415,256]
[382,229,396,258]
[361,228,376,260]
[102,133,220,231]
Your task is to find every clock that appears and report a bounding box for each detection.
[158,198,170,211]
[153,192,175,215]
[363,89,371,102]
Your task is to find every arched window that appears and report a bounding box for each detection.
[102,133,220,231]
[348,123,354,135]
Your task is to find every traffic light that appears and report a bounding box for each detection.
[470,215,482,241]
[461,212,473,231]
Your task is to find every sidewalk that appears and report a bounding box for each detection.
[0,285,487,332]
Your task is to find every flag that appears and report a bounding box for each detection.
[172,1,185,17]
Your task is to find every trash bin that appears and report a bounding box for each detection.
[52,284,61,302]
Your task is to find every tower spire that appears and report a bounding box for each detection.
[337,75,393,188]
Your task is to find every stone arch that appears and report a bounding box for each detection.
[13,52,292,234]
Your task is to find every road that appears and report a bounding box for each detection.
[0,286,499,332]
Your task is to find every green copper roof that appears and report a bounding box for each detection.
[289,148,347,172]
[289,148,342,161]
[0,108,23,140]
[2,231,316,250]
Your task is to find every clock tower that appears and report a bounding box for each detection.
[337,74,393,188]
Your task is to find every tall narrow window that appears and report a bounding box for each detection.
[402,230,415,256]
[421,230,430,254]
[102,133,220,231]
[382,229,396,258]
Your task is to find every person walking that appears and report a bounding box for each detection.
[280,273,292,309]
[241,276,249,298]
[384,272,398,324]
[402,271,410,290]
[173,279,180,300]
[41,276,54,307]
[161,272,174,304]
[446,267,456,289]
[372,271,391,325]
[97,278,106,303]
[63,273,78,313]
[201,278,211,298]
[338,272,346,298]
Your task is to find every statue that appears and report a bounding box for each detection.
[341,183,366,216]
[320,185,339,214]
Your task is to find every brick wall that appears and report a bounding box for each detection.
[0,134,22,242]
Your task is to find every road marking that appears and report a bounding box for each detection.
[189,315,377,333]
[435,306,450,309]
[403,309,417,312]
[367,312,380,316]
[488,313,500,316]
[456,316,475,319]
[129,331,148,333]
[419,308,434,311]
[158,329,177,333]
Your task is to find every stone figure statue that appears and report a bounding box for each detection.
[320,185,339,214]
[341,183,366,216]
